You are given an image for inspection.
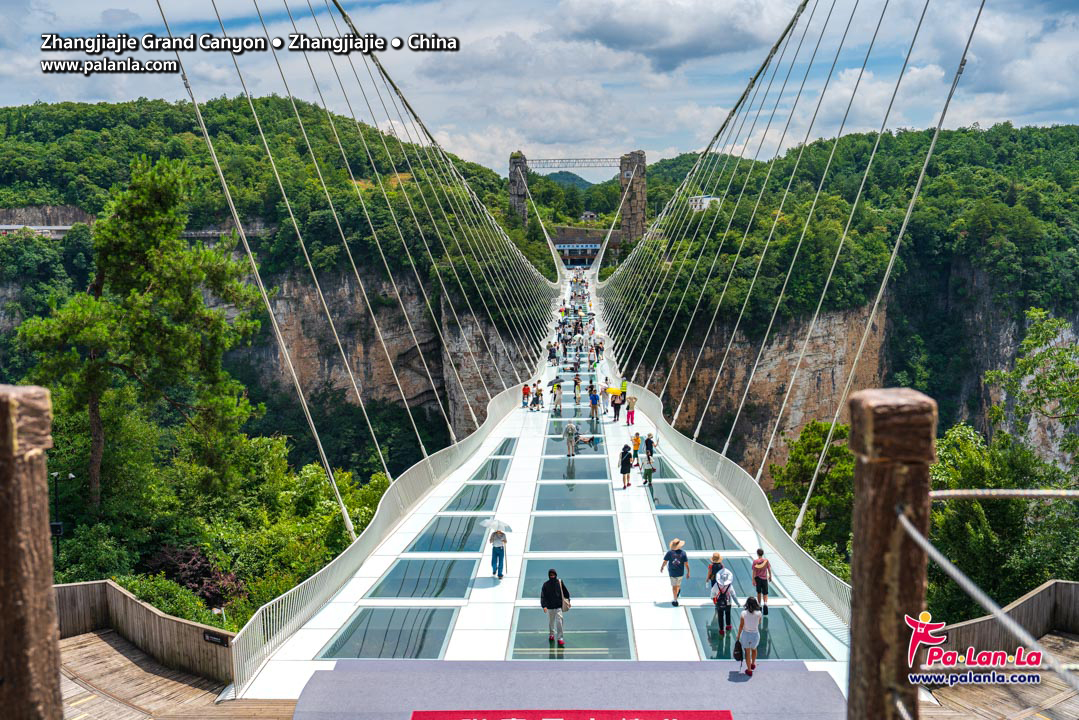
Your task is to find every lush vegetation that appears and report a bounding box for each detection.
[767,308,1078,620]
[2,158,416,631]
[597,125,1079,434]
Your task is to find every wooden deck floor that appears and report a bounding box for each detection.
[60,630,295,720]
[922,631,1079,720]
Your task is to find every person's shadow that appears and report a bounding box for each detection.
[727,670,750,683]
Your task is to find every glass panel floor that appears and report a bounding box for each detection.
[543,436,605,455]
[688,606,830,660]
[510,607,633,660]
[491,437,517,456]
[442,483,502,512]
[366,558,478,598]
[534,482,613,511]
[656,514,743,552]
[318,607,457,659]
[518,558,625,599]
[528,515,619,552]
[470,458,511,481]
[645,481,704,510]
[539,456,609,480]
[547,419,603,436]
[651,457,682,478]
[407,515,490,553]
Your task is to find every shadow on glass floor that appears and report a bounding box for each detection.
[539,456,609,480]
[407,515,491,552]
[519,558,625,599]
[318,607,457,659]
[543,436,606,455]
[366,558,478,598]
[655,514,743,552]
[510,607,633,659]
[688,605,830,660]
[527,514,619,552]
[470,458,511,481]
[534,482,613,511]
[547,418,603,436]
[645,481,704,510]
[442,483,502,512]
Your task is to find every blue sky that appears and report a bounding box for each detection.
[3,0,1077,181]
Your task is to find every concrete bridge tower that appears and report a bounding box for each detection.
[508,151,529,222]
[620,150,647,242]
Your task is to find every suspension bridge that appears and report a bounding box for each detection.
[5,0,1079,719]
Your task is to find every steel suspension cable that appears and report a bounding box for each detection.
[660,0,837,414]
[670,0,848,426]
[699,0,892,446]
[155,0,358,540]
[309,0,521,388]
[624,1,816,381]
[748,0,933,500]
[796,0,986,538]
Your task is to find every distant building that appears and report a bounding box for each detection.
[579,211,598,222]
[688,195,720,212]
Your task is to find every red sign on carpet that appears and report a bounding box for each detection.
[412,712,733,720]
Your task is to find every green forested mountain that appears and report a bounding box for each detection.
[543,170,592,190]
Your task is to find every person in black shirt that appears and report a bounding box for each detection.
[541,569,570,646]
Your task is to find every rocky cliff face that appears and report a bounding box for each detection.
[231,268,523,440]
[646,303,887,488]
[0,205,93,226]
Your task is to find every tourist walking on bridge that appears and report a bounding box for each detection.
[521,382,531,408]
[489,529,507,580]
[541,569,570,647]
[600,377,610,414]
[563,421,578,457]
[618,443,632,488]
[661,538,689,606]
[625,394,638,426]
[753,548,772,615]
[737,597,763,676]
[551,378,562,412]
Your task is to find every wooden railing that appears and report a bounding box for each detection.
[54,580,234,683]
[927,579,1079,658]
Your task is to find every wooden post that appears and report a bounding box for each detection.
[0,385,62,719]
[847,388,937,720]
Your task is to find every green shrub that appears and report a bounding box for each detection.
[112,573,222,628]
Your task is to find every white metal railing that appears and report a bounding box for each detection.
[230,372,528,693]
[627,381,852,625]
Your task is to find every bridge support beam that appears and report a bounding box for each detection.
[847,388,937,720]
[0,385,62,719]
[619,150,647,243]
[508,151,529,223]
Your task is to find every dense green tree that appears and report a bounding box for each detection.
[20,157,261,510]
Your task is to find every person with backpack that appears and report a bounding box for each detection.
[661,538,689,606]
[541,568,570,647]
[641,454,655,486]
[618,443,633,489]
[710,560,736,636]
[625,394,638,426]
[611,391,623,422]
[737,597,763,676]
[753,548,772,615]
[563,421,578,457]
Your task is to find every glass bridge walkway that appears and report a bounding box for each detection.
[239,276,850,701]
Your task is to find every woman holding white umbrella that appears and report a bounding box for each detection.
[482,518,512,580]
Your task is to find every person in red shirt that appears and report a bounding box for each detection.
[521,382,531,408]
[752,548,773,615]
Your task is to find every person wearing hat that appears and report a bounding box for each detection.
[711,561,736,635]
[661,538,690,606]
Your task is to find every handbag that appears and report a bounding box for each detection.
[733,639,744,664]
[560,580,571,612]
